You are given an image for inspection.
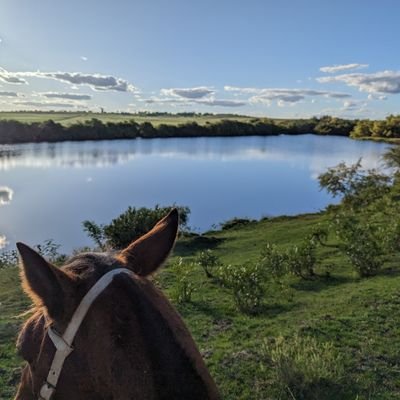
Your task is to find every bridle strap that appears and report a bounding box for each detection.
[39,268,134,400]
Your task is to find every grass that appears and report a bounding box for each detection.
[2,212,400,399]
[0,111,253,127]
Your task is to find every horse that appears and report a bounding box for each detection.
[14,209,220,399]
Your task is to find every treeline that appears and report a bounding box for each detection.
[351,114,400,139]
[0,114,398,144]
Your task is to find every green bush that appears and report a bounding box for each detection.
[262,334,344,400]
[83,205,190,249]
[196,249,221,278]
[286,239,317,280]
[334,214,386,277]
[260,238,318,281]
[218,263,265,314]
[259,243,288,280]
[170,258,196,304]
[220,217,256,230]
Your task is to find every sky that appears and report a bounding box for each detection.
[0,0,400,118]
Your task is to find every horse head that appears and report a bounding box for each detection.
[14,209,220,400]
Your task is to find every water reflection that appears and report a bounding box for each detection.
[0,186,13,205]
[0,235,8,249]
[0,135,389,172]
[0,135,390,253]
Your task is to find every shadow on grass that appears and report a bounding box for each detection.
[182,298,298,321]
[175,235,225,257]
[248,302,299,318]
[290,275,353,292]
[284,379,362,400]
[182,299,235,320]
[379,267,400,278]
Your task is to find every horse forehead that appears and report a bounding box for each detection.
[64,252,121,275]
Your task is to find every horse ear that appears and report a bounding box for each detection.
[17,242,72,319]
[118,208,179,276]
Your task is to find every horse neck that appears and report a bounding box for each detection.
[111,274,219,400]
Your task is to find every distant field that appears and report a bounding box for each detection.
[0,112,254,127]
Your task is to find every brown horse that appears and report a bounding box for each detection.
[14,209,220,399]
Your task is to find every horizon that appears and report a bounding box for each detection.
[1,1,400,119]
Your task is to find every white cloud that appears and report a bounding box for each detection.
[225,86,351,106]
[41,92,92,100]
[13,100,80,108]
[0,67,137,92]
[144,97,187,105]
[0,68,27,84]
[0,91,18,97]
[196,98,246,107]
[81,56,88,61]
[317,70,400,94]
[161,87,214,99]
[367,93,387,101]
[320,63,369,73]
[145,96,245,107]
[342,100,368,110]
[41,72,136,92]
[0,186,13,205]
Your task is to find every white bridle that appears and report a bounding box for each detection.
[39,268,134,400]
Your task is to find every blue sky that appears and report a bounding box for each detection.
[1,0,400,118]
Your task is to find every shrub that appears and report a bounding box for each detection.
[259,243,288,280]
[83,205,190,249]
[260,238,318,281]
[262,334,344,399]
[334,214,386,277]
[218,263,265,314]
[196,249,221,278]
[170,258,196,304]
[285,239,317,280]
[220,217,255,230]
[318,160,391,209]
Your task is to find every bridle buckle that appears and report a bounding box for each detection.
[39,381,56,400]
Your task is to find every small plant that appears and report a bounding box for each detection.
[260,238,319,281]
[262,334,344,399]
[34,239,65,263]
[259,243,288,280]
[218,262,264,314]
[170,258,196,304]
[196,249,221,278]
[82,220,106,250]
[285,239,317,280]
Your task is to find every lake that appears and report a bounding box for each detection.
[0,134,390,253]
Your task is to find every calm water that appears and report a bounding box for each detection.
[0,135,390,253]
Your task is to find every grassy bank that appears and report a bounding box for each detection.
[0,112,253,127]
[1,212,400,399]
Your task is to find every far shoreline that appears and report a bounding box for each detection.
[0,112,399,145]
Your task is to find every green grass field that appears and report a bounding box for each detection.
[0,111,254,127]
[1,213,400,399]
